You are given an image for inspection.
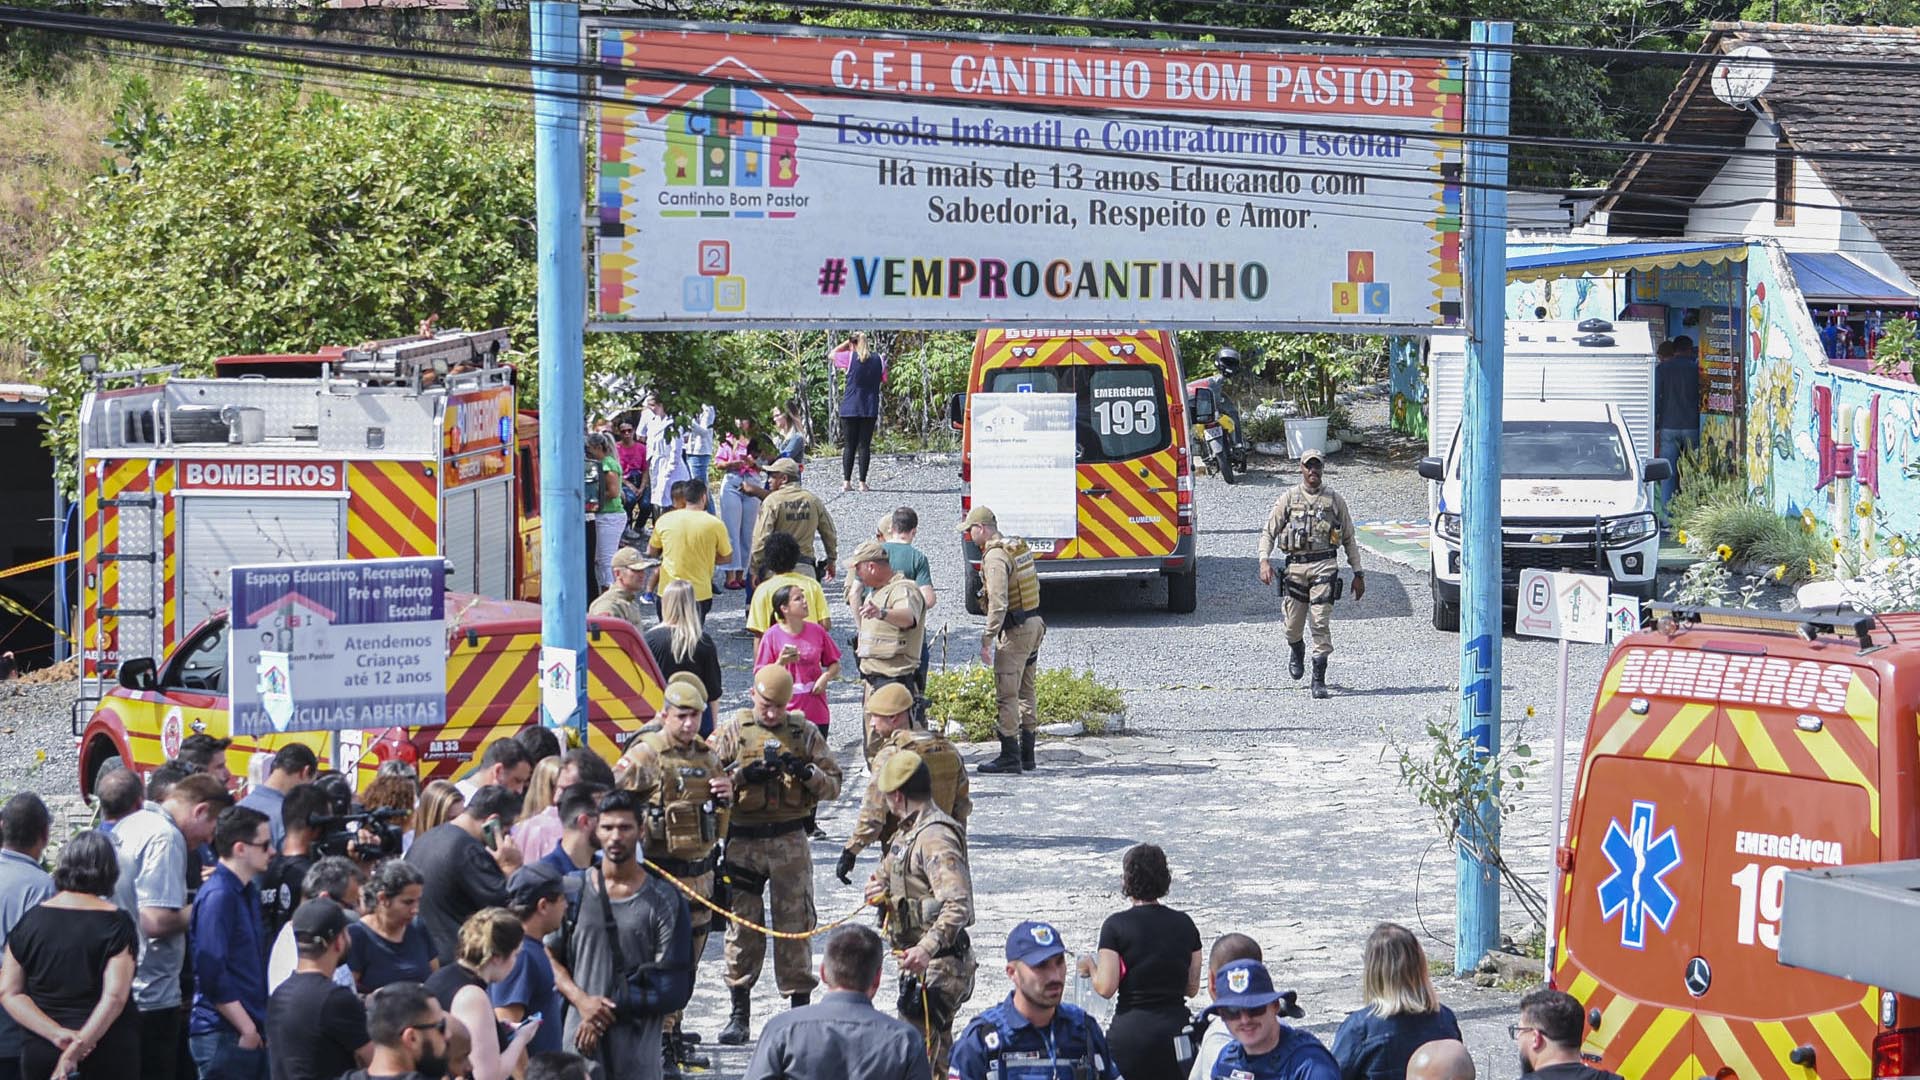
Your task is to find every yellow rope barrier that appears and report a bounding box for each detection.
[643,857,875,941]
[0,551,76,582]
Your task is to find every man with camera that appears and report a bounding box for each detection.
[709,664,843,1047]
[549,790,693,1080]
[259,784,332,936]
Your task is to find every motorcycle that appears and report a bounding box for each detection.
[1187,348,1251,484]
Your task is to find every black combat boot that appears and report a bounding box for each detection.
[1019,729,1036,771]
[662,1036,685,1080]
[717,987,751,1045]
[1288,640,1306,681]
[1311,656,1330,699]
[676,1030,711,1070]
[978,736,1022,774]
[789,992,811,1010]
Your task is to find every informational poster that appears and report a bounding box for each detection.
[591,23,1465,328]
[1700,307,1743,415]
[229,557,446,736]
[969,393,1078,540]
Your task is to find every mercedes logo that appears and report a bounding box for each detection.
[1685,956,1712,998]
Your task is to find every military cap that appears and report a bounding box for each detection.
[865,681,914,716]
[753,663,795,706]
[611,547,658,571]
[875,749,924,793]
[848,539,890,567]
[1299,447,1326,467]
[767,457,802,477]
[958,505,997,532]
[663,671,708,709]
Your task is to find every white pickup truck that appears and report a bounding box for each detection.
[1419,398,1671,631]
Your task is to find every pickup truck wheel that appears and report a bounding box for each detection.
[1431,578,1461,632]
[1167,567,1198,613]
[964,562,984,616]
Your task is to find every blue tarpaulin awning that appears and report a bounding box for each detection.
[1787,252,1919,306]
[1505,241,1749,283]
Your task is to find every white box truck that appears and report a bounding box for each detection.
[1418,319,1671,631]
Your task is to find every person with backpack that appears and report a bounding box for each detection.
[549,790,692,1080]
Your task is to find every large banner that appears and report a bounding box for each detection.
[591,24,1465,329]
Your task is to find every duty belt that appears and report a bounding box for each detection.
[1003,608,1038,626]
[933,929,971,959]
[1287,549,1337,564]
[647,853,715,877]
[727,818,809,840]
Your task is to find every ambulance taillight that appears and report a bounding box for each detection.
[1175,461,1193,533]
[1872,1028,1920,1077]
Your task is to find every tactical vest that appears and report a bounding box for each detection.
[636,731,723,860]
[1280,488,1343,554]
[727,710,820,823]
[885,730,965,821]
[984,538,1041,612]
[882,807,967,949]
[858,577,923,671]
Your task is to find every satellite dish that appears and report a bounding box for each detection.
[1711,46,1775,110]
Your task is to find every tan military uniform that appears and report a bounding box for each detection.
[621,729,729,1041]
[857,573,926,681]
[847,730,970,857]
[709,708,843,995]
[1258,483,1363,656]
[981,538,1045,737]
[879,806,975,1076]
[749,485,838,580]
[587,584,647,631]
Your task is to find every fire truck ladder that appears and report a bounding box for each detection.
[81,457,164,709]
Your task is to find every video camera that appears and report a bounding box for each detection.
[740,743,813,784]
[313,806,407,861]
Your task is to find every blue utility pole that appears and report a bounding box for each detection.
[532,0,589,736]
[1457,19,1512,974]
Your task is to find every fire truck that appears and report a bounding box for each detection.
[75,328,543,712]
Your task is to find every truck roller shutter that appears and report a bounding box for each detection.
[443,487,477,595]
[473,480,511,601]
[179,496,343,637]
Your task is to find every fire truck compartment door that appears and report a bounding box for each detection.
[179,496,344,637]
[442,479,511,599]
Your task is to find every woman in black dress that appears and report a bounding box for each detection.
[0,831,139,1080]
[1080,843,1203,1080]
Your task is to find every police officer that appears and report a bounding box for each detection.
[948,921,1122,1080]
[1257,448,1365,699]
[850,539,926,750]
[960,506,1045,775]
[862,751,975,1076]
[1203,959,1337,1080]
[589,547,657,631]
[614,672,732,1071]
[709,664,844,1045]
[836,682,970,884]
[749,458,839,582]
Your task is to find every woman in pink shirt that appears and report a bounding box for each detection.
[753,585,840,733]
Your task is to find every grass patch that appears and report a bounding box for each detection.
[926,665,1125,742]
[1676,493,1826,584]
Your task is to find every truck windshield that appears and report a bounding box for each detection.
[982,365,1170,462]
[1491,420,1631,480]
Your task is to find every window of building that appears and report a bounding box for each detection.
[1775,138,1796,225]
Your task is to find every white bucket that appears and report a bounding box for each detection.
[1284,416,1330,459]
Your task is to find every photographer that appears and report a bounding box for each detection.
[548,790,692,1080]
[260,785,330,937]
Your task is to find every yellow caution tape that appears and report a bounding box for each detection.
[0,551,77,581]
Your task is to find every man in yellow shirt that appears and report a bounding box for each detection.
[747,532,832,642]
[648,478,733,618]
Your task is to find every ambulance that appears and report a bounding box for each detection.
[76,593,664,796]
[949,328,1198,613]
[1553,602,1918,1080]
[74,328,543,714]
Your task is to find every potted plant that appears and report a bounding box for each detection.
[1277,335,1372,459]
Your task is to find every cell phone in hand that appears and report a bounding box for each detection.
[519,1012,543,1032]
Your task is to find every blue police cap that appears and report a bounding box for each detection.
[1004,920,1067,966]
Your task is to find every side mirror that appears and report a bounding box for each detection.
[946,392,966,431]
[1417,456,1446,482]
[118,657,159,692]
[1643,458,1673,483]
[1189,387,1217,425]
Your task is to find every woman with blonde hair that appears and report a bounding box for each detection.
[644,579,722,735]
[425,908,540,1080]
[1330,922,1460,1080]
[508,755,562,852]
[412,780,466,840]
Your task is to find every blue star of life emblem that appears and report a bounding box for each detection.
[1597,800,1682,949]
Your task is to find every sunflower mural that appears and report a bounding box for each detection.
[1741,278,1801,506]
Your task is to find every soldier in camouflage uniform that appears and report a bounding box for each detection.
[614,672,731,1071]
[961,505,1046,775]
[588,547,657,632]
[834,681,970,887]
[1257,447,1366,699]
[709,664,843,1046]
[863,750,975,1076]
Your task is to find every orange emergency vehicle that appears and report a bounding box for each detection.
[76,594,663,796]
[1553,603,1919,1080]
[951,328,1198,613]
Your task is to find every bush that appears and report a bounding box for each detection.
[1664,443,1742,527]
[925,665,1125,743]
[1675,493,1826,584]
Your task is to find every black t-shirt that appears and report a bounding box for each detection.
[266,971,368,1080]
[260,852,314,936]
[426,963,513,1053]
[404,824,507,965]
[1096,902,1202,1013]
[6,905,137,1028]
[339,1072,432,1080]
[1530,1063,1625,1080]
[645,625,723,702]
